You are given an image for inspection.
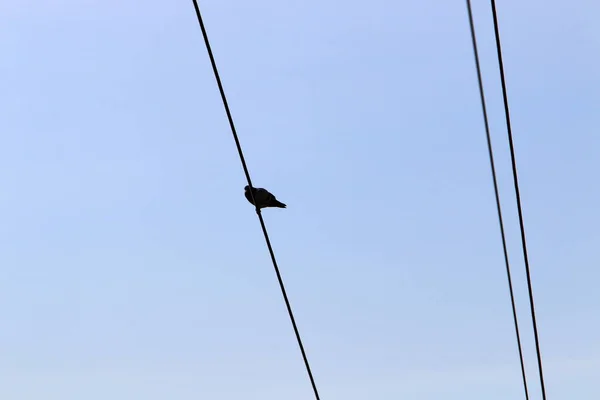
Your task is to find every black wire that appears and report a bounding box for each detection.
[190,1,322,399]
[464,2,530,399]
[488,1,548,399]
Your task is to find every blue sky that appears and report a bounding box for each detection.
[1,0,599,399]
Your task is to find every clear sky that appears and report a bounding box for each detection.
[1,0,599,399]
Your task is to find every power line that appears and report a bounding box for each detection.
[189,1,322,399]
[488,1,548,398]
[464,1,530,399]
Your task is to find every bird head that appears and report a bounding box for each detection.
[244,185,250,191]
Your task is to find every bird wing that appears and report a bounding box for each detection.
[253,188,273,204]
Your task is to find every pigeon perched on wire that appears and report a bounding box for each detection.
[244,185,287,209]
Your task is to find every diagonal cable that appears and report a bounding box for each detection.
[465,1,530,399]
[488,1,548,398]
[190,1,321,399]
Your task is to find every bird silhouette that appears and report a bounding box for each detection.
[244,185,286,209]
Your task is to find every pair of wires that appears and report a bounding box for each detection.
[465,1,547,399]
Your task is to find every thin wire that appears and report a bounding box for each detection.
[190,1,321,399]
[464,2,530,399]
[488,1,548,398]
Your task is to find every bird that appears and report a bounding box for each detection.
[244,185,287,209]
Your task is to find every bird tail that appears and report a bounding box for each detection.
[272,200,287,208]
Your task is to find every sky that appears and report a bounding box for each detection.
[1,0,599,399]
